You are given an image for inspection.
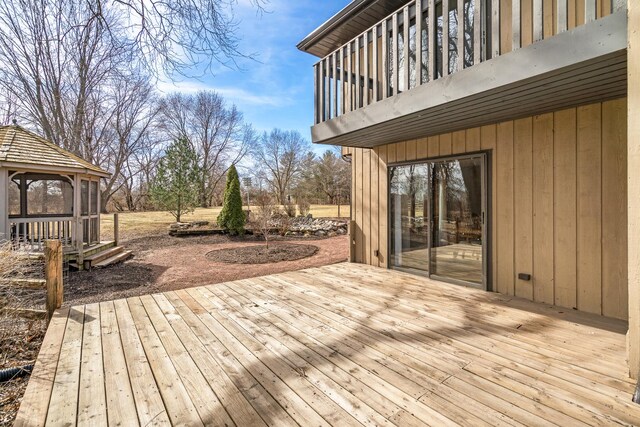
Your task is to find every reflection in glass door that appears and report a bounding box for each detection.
[390,164,430,273]
[431,157,484,286]
[389,154,486,288]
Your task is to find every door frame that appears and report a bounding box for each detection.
[387,151,491,291]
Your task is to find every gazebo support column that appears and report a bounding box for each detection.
[628,0,640,380]
[0,168,7,242]
[74,174,84,265]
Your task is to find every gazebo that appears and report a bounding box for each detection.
[0,125,110,259]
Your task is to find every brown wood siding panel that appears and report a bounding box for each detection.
[363,149,372,265]
[439,133,452,156]
[514,117,534,300]
[396,141,407,162]
[371,148,380,267]
[355,148,364,263]
[532,113,555,305]
[406,139,418,161]
[496,121,515,296]
[602,98,627,320]
[378,145,389,268]
[465,128,481,152]
[553,107,578,310]
[387,142,397,163]
[349,99,627,319]
[416,137,429,159]
[452,131,466,155]
[576,103,602,315]
[428,136,440,158]
[481,125,498,292]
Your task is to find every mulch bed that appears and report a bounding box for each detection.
[0,317,46,427]
[206,243,319,264]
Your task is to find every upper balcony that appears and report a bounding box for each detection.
[301,0,627,147]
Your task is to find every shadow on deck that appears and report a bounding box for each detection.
[15,263,639,426]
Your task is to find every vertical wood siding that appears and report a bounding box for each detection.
[347,98,627,320]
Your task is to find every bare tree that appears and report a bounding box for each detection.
[99,0,269,76]
[0,1,128,155]
[252,129,314,204]
[0,0,266,212]
[101,77,158,210]
[251,190,276,249]
[158,91,254,207]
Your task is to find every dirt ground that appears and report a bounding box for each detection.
[64,233,349,307]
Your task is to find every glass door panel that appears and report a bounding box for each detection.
[390,164,430,273]
[431,157,484,285]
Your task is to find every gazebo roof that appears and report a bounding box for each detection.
[0,125,109,177]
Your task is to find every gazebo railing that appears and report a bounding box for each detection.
[9,217,75,252]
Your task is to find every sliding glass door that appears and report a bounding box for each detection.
[389,154,487,288]
[390,164,430,273]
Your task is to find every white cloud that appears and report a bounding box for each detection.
[156,80,292,107]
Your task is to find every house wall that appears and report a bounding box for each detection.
[347,97,628,320]
[627,0,639,378]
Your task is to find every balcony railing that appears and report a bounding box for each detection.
[313,0,625,125]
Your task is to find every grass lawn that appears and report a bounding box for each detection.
[101,204,351,241]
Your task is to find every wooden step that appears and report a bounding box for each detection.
[93,250,133,268]
[83,246,124,269]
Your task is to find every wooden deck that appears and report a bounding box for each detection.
[15,263,640,426]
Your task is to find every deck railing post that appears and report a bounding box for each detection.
[45,239,63,321]
[114,213,119,246]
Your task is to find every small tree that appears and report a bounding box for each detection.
[150,138,200,222]
[252,191,276,249]
[297,198,311,216]
[217,165,245,235]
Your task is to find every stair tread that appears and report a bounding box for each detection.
[94,251,133,268]
[84,246,124,262]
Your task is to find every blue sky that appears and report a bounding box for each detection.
[158,0,347,152]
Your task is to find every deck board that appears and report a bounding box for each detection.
[16,263,640,426]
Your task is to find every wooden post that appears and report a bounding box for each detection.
[45,240,63,321]
[628,0,640,380]
[113,213,119,246]
[0,168,7,242]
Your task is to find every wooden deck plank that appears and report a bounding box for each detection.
[224,280,506,427]
[45,307,84,426]
[77,303,107,426]
[14,308,69,427]
[283,267,636,402]
[164,290,298,427]
[112,299,170,426]
[151,293,267,427]
[138,294,235,426]
[180,287,333,427]
[192,286,368,426]
[203,284,393,426]
[315,265,630,383]
[126,297,203,426]
[100,301,139,427]
[256,272,556,421]
[210,282,463,426]
[18,263,638,426]
[322,263,627,350]
[228,280,432,399]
